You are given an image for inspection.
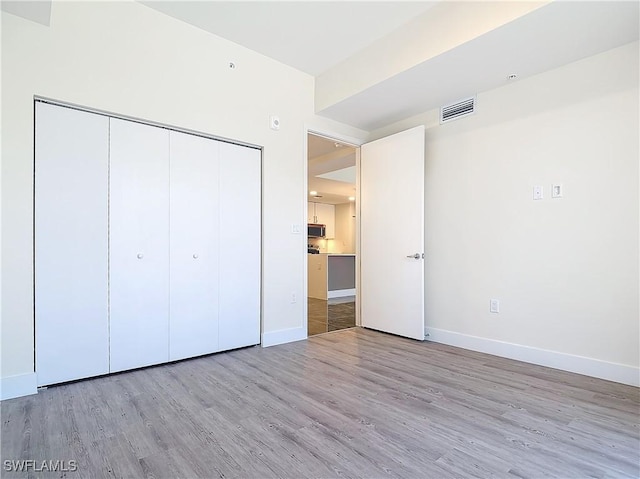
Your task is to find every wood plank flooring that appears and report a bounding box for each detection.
[308,297,356,336]
[1,328,638,478]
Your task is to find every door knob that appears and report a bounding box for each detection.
[192,254,199,259]
[406,253,422,259]
[137,253,144,259]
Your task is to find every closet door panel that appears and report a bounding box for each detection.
[218,143,261,350]
[169,131,220,361]
[35,103,109,386]
[109,118,170,372]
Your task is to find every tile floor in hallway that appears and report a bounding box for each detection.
[307,296,356,336]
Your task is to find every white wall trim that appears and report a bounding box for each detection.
[426,328,640,387]
[328,288,356,299]
[1,373,38,400]
[304,126,364,149]
[262,326,307,348]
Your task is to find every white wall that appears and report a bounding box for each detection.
[0,1,367,395]
[369,42,639,385]
[334,203,356,254]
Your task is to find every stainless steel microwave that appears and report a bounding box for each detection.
[308,224,326,238]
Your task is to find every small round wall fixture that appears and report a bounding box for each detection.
[507,73,517,80]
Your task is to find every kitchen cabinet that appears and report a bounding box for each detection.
[35,101,261,385]
[308,253,356,300]
[308,201,335,238]
[307,202,315,223]
[334,202,356,254]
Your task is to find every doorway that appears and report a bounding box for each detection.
[306,133,358,336]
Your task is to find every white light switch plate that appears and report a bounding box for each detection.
[490,299,500,313]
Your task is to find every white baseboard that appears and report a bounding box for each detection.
[426,328,639,387]
[262,326,307,348]
[328,288,356,299]
[1,373,38,400]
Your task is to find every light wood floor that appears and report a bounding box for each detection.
[1,328,638,478]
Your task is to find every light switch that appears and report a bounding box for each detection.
[291,224,301,234]
[533,185,543,200]
[490,299,500,313]
[552,184,563,198]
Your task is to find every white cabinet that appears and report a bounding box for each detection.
[334,202,356,254]
[109,118,170,372]
[35,103,110,386]
[169,131,220,361]
[307,202,315,223]
[308,202,335,238]
[316,203,335,238]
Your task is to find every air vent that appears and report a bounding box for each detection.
[440,96,476,124]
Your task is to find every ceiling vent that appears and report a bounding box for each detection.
[440,96,476,124]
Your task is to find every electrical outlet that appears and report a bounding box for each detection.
[490,299,500,313]
[290,292,297,304]
[533,185,543,200]
[552,184,563,198]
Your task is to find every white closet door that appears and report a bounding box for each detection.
[35,102,109,386]
[218,143,261,350]
[109,118,170,372]
[169,131,220,361]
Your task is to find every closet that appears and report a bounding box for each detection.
[35,101,261,386]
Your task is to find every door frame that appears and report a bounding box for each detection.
[303,125,364,337]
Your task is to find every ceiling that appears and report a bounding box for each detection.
[317,1,640,130]
[139,1,437,77]
[308,134,356,205]
[5,1,638,132]
[1,0,51,25]
[140,0,638,131]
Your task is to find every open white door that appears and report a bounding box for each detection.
[360,126,425,340]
